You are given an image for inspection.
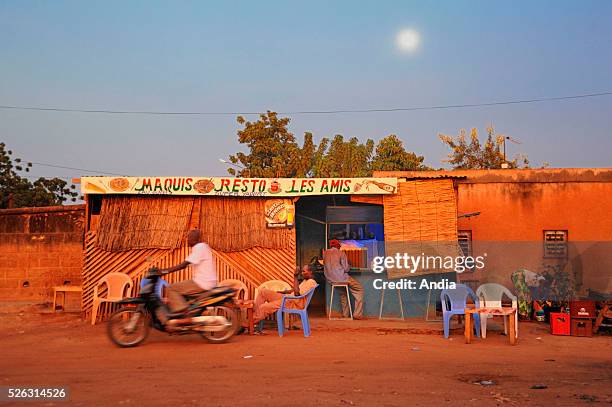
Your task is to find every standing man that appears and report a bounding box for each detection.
[163,229,217,314]
[323,239,364,319]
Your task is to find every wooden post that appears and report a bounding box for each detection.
[509,310,517,345]
[464,310,472,344]
[247,306,254,335]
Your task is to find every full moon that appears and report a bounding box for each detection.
[396,28,420,53]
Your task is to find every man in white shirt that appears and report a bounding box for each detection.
[163,229,217,313]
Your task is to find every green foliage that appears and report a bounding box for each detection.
[226,112,427,178]
[228,111,313,177]
[439,126,529,169]
[371,134,429,171]
[312,135,374,177]
[540,263,575,303]
[0,142,79,209]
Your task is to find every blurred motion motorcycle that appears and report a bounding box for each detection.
[106,267,238,347]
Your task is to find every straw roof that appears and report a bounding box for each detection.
[198,197,293,252]
[96,196,195,252]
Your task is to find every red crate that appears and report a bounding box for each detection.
[571,318,593,337]
[550,313,571,335]
[570,300,596,318]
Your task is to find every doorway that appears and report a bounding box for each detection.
[295,195,385,314]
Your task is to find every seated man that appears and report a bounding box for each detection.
[323,239,364,319]
[252,265,317,330]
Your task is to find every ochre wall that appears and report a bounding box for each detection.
[456,181,612,241]
[375,169,612,295]
[0,206,84,305]
[455,180,612,293]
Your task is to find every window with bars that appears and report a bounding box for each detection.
[458,230,474,272]
[458,230,472,256]
[544,230,568,258]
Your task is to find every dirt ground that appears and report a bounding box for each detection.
[0,308,610,407]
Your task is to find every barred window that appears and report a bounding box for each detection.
[458,230,475,272]
[544,230,568,258]
[458,230,472,257]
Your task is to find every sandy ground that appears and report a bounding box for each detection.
[0,308,610,407]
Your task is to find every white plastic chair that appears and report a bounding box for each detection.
[255,280,292,326]
[219,279,249,300]
[254,280,291,299]
[219,279,249,323]
[91,273,133,325]
[476,283,518,338]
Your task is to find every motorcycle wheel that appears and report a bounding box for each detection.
[198,305,238,344]
[107,308,150,347]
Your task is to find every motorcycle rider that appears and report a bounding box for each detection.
[161,229,217,315]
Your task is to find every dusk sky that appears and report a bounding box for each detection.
[1,1,611,181]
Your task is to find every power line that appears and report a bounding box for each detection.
[0,91,611,116]
[20,175,76,180]
[7,157,128,177]
[28,161,127,176]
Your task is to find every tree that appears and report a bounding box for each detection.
[0,142,79,209]
[227,111,314,177]
[312,135,374,177]
[439,126,529,169]
[371,134,429,171]
[225,111,430,178]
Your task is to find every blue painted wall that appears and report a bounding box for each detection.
[324,271,457,318]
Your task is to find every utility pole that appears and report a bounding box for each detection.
[501,135,521,169]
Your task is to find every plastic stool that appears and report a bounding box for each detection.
[328,282,353,320]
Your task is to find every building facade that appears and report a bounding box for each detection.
[378,168,612,298]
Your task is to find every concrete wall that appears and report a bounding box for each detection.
[378,169,612,296]
[455,172,612,294]
[452,170,612,241]
[0,205,84,305]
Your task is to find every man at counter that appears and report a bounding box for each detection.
[323,239,364,319]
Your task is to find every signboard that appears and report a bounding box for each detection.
[80,176,398,197]
[265,199,295,228]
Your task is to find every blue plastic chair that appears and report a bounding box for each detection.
[276,285,318,337]
[140,277,169,299]
[440,284,481,339]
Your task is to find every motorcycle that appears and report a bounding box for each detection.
[107,267,239,347]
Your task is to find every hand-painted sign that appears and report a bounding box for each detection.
[80,177,398,197]
[265,199,295,228]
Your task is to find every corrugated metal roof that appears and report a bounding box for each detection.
[399,175,467,180]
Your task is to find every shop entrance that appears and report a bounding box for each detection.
[295,195,384,314]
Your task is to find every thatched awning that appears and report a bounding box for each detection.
[198,197,293,252]
[95,195,294,253]
[96,196,195,252]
